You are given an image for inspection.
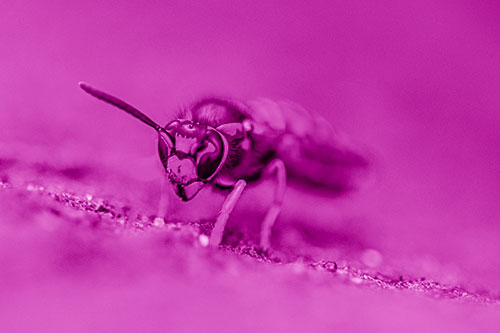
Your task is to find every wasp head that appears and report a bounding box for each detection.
[158,120,229,201]
[77,83,230,201]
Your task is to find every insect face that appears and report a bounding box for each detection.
[158,120,229,201]
[78,82,230,201]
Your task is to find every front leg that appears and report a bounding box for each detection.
[260,159,287,249]
[155,173,173,221]
[210,179,247,247]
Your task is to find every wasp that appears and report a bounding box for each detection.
[79,82,369,248]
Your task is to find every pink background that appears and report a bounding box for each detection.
[1,0,500,331]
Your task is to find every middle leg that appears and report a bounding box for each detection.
[260,159,287,249]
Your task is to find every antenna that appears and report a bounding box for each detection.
[79,82,163,132]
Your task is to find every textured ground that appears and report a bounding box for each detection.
[1,144,499,333]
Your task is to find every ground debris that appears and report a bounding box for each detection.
[0,155,499,304]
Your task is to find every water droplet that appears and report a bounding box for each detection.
[198,234,209,247]
[361,249,383,268]
[153,217,165,227]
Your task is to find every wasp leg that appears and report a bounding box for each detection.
[210,179,247,247]
[156,173,172,220]
[260,159,287,249]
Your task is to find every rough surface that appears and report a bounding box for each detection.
[1,146,499,332]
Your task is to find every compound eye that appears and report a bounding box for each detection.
[196,129,228,180]
[158,131,174,165]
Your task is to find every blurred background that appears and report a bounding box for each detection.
[1,0,500,292]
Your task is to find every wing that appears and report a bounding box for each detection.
[247,99,370,195]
